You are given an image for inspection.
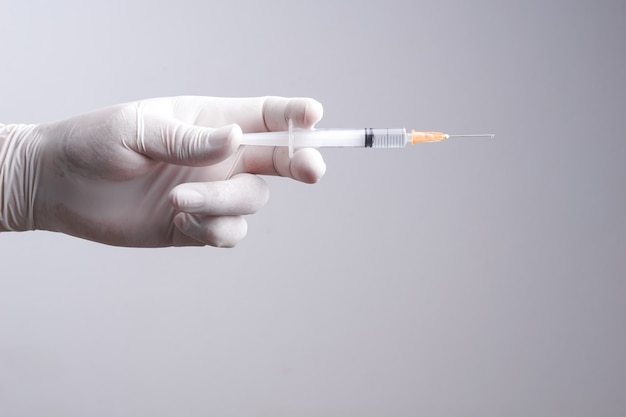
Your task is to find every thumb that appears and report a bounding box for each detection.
[137,114,241,166]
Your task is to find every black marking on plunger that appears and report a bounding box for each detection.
[365,128,374,148]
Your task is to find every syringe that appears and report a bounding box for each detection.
[241,127,494,149]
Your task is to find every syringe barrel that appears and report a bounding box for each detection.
[240,128,408,148]
[366,128,407,148]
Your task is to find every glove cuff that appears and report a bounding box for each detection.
[0,124,41,232]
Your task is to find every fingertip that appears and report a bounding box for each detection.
[300,98,324,129]
[176,123,240,166]
[208,216,248,248]
[138,112,244,166]
[287,98,323,129]
[210,123,241,154]
[291,148,327,184]
[230,173,271,210]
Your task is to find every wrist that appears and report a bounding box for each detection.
[0,124,42,232]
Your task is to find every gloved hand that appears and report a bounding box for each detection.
[0,96,325,247]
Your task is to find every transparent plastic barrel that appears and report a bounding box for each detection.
[369,128,407,148]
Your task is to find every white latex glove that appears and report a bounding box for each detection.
[0,96,325,247]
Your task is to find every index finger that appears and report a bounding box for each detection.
[258,97,324,132]
[162,96,324,133]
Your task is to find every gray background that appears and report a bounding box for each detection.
[1,0,625,416]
